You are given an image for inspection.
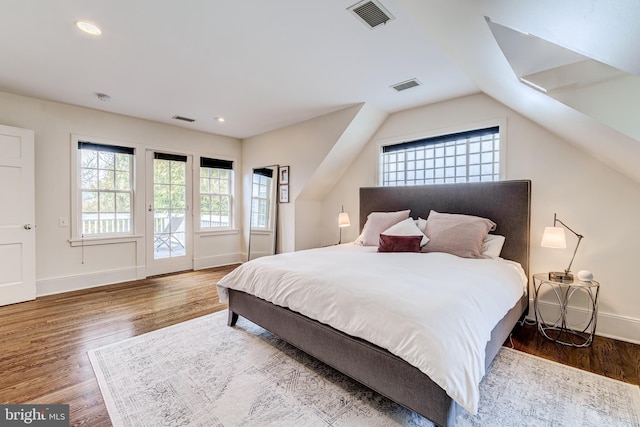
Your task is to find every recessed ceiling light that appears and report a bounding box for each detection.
[96,93,111,102]
[76,21,102,36]
[214,117,225,123]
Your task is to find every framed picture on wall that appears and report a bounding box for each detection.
[279,166,290,185]
[279,184,289,203]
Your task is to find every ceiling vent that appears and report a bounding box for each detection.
[172,115,196,123]
[391,79,421,92]
[348,0,395,29]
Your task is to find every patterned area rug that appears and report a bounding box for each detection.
[88,311,640,427]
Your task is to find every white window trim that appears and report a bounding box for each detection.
[70,134,145,245]
[194,158,236,232]
[375,118,508,186]
[68,235,143,247]
[71,134,241,247]
[195,229,240,237]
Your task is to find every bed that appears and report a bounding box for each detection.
[218,180,531,427]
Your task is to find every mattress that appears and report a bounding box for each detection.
[217,244,526,414]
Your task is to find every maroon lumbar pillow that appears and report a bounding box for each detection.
[378,234,422,253]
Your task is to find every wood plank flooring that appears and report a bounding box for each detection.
[1,265,638,426]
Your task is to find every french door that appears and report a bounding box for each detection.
[146,151,193,276]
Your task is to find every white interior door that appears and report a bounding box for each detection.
[146,150,193,276]
[0,124,35,306]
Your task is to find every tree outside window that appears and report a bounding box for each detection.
[79,142,133,236]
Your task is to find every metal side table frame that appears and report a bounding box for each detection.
[533,273,599,347]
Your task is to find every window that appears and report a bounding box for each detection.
[251,168,274,229]
[199,157,233,229]
[380,126,500,186]
[78,142,134,236]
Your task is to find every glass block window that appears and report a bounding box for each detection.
[380,126,500,186]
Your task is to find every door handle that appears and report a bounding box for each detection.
[24,224,32,230]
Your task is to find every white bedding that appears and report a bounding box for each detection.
[217,244,527,414]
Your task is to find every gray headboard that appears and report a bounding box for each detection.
[360,180,531,277]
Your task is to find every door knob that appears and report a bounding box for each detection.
[24,224,32,230]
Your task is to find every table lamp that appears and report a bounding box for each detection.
[540,213,584,282]
[338,206,351,244]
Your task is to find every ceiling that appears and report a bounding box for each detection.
[0,0,477,139]
[2,0,640,183]
[396,0,640,183]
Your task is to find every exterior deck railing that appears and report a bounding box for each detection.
[80,214,229,235]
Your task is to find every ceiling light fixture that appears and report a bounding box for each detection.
[214,117,225,123]
[76,21,102,36]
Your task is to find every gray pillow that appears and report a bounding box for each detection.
[423,210,496,258]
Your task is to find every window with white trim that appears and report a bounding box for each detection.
[78,141,134,236]
[199,157,233,229]
[380,126,500,186]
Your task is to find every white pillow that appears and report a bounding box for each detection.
[355,210,411,246]
[383,218,429,247]
[415,217,427,232]
[482,234,506,258]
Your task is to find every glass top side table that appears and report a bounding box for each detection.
[532,273,600,347]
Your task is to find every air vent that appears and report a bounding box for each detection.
[348,0,395,29]
[172,115,196,123]
[391,79,421,92]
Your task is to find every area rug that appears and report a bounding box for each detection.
[88,311,640,427]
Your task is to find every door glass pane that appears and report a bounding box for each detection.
[153,158,186,259]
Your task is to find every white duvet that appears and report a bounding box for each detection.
[217,244,526,414]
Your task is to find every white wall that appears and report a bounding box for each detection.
[3,87,639,344]
[0,91,242,295]
[323,93,640,343]
[241,105,365,253]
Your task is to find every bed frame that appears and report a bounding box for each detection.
[227,180,531,427]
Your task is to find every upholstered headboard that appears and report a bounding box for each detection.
[359,180,531,277]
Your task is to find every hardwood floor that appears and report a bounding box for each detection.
[0,267,232,426]
[1,265,638,426]
[510,319,640,385]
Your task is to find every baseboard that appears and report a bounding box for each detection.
[37,267,139,297]
[594,311,640,345]
[528,299,640,345]
[194,253,243,270]
[37,254,241,297]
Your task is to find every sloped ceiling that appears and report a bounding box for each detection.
[397,0,640,183]
[297,103,388,201]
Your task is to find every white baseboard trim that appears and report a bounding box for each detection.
[592,311,640,345]
[194,253,243,270]
[37,254,242,297]
[37,267,139,297]
[527,299,640,345]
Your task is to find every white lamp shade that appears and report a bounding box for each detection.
[541,226,567,248]
[338,212,351,228]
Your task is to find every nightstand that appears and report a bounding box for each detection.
[532,273,600,347]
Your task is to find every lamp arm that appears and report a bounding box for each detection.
[554,217,583,239]
[565,234,583,274]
